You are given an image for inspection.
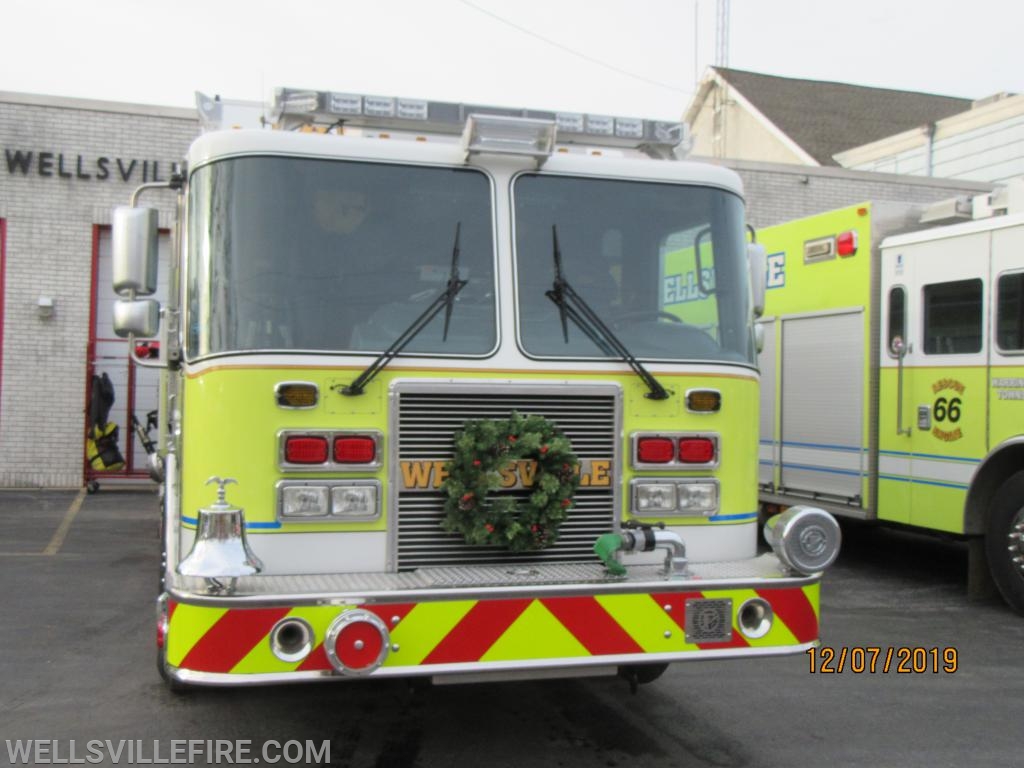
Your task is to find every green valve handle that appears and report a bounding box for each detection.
[593,533,627,576]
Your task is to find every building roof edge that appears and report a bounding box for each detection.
[0,90,197,121]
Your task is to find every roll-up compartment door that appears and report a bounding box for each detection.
[780,310,865,498]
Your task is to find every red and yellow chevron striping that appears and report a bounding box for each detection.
[165,585,819,677]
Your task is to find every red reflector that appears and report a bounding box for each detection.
[285,436,328,464]
[837,230,858,257]
[637,437,675,463]
[679,438,715,464]
[334,436,376,464]
[334,620,385,670]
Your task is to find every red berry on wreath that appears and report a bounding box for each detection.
[508,435,517,443]
[540,445,549,454]
[561,498,571,508]
[472,459,481,467]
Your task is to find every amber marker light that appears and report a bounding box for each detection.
[276,382,319,409]
[686,390,721,413]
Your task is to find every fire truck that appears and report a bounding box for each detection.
[111,88,840,688]
[756,186,1024,614]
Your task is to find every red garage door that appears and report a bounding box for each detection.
[85,225,169,486]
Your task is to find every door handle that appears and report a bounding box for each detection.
[891,336,912,437]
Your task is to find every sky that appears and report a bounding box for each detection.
[2,0,1021,122]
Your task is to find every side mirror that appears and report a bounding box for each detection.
[748,242,767,318]
[754,321,765,354]
[113,299,160,339]
[112,206,159,296]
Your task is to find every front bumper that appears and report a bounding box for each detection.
[161,555,820,686]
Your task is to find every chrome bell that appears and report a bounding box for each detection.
[178,477,263,584]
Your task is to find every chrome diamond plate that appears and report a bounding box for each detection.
[422,562,610,587]
[168,555,809,604]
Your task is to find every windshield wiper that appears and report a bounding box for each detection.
[342,222,466,396]
[544,226,671,401]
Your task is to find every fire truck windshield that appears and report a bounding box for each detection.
[513,174,755,366]
[185,156,496,358]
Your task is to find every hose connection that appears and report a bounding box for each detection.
[593,522,688,577]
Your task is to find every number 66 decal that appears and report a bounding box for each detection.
[933,396,962,423]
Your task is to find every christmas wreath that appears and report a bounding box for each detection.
[441,412,580,551]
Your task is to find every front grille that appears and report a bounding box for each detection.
[394,385,619,570]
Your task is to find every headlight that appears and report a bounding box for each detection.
[282,485,330,517]
[630,479,718,517]
[764,506,841,575]
[332,485,378,517]
[634,483,677,513]
[278,481,381,522]
[676,481,718,514]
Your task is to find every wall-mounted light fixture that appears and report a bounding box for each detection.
[37,296,55,319]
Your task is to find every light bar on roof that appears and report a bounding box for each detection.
[397,99,429,120]
[328,92,362,115]
[272,87,689,155]
[279,90,320,114]
[615,117,644,139]
[585,114,614,136]
[463,114,556,159]
[555,113,585,132]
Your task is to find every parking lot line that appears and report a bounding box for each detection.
[41,487,87,556]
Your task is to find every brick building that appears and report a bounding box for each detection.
[0,92,194,487]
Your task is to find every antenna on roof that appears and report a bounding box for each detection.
[715,0,731,67]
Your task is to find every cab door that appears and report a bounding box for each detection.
[990,222,1024,447]
[880,228,990,533]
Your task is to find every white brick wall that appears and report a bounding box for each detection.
[0,94,195,487]
[696,157,993,229]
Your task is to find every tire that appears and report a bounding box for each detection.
[619,663,669,686]
[985,470,1024,616]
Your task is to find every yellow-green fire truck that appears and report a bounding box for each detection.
[757,187,1024,614]
[111,88,840,688]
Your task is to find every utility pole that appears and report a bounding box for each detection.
[712,0,730,157]
[715,0,730,67]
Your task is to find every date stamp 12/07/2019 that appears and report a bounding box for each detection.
[807,646,958,674]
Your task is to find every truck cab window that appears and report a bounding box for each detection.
[996,272,1024,352]
[923,278,983,355]
[512,174,754,366]
[887,286,906,355]
[186,157,496,359]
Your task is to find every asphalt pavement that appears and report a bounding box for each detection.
[1,488,1021,768]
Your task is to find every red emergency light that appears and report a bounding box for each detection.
[636,437,675,463]
[837,231,858,257]
[334,436,376,464]
[635,435,718,465]
[679,437,716,464]
[284,436,329,464]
